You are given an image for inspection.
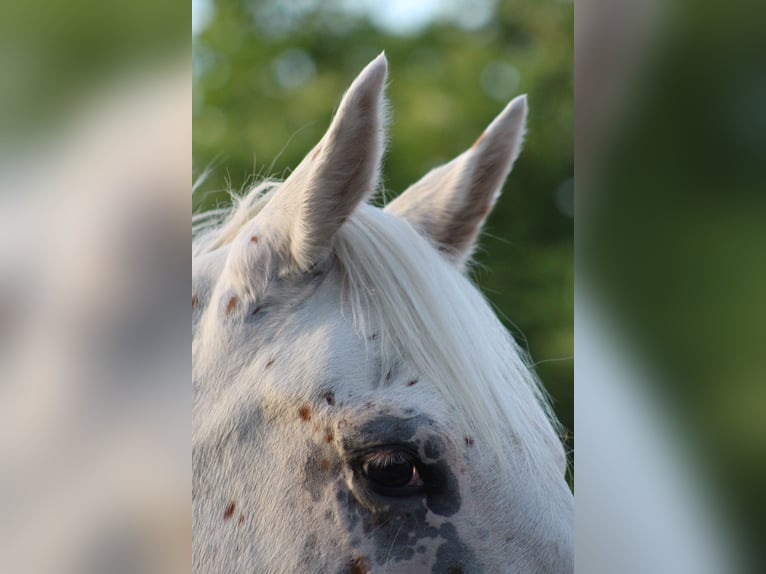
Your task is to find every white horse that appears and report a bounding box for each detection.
[193,54,573,573]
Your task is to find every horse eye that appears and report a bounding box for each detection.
[360,450,423,495]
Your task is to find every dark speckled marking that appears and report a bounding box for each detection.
[344,414,430,450]
[424,460,461,517]
[235,404,264,445]
[432,523,477,573]
[302,533,318,562]
[322,390,336,406]
[304,414,474,571]
[424,437,443,460]
[336,471,466,568]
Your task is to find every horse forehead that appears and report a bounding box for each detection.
[257,314,382,396]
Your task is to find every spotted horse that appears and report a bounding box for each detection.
[193,54,573,573]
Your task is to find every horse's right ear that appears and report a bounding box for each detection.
[385,95,527,269]
[260,53,388,271]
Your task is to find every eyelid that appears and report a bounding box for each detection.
[338,413,442,454]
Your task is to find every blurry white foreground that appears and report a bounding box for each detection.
[0,64,190,574]
[575,290,739,573]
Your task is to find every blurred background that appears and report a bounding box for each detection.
[192,0,575,473]
[578,0,766,571]
[1,1,188,573]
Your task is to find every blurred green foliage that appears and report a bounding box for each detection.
[0,0,187,135]
[193,0,573,469]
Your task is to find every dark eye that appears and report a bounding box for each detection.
[360,449,424,496]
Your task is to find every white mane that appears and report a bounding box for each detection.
[193,182,564,478]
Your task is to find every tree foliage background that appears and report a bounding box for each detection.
[193,0,574,472]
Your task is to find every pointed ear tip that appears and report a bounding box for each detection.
[362,52,389,80]
[508,94,528,115]
[481,95,527,139]
[343,54,388,102]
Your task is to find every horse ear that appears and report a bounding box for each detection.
[385,95,527,268]
[266,53,388,270]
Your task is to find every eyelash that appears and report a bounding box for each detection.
[363,449,410,468]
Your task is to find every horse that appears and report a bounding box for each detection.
[192,54,573,573]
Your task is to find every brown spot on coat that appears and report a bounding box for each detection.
[238,514,245,525]
[223,502,236,521]
[319,459,330,473]
[324,431,334,443]
[226,297,238,315]
[298,405,312,422]
[347,557,369,574]
[250,235,258,243]
[192,295,198,310]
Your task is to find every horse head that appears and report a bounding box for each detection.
[193,54,573,573]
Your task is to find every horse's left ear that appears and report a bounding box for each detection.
[385,95,527,268]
